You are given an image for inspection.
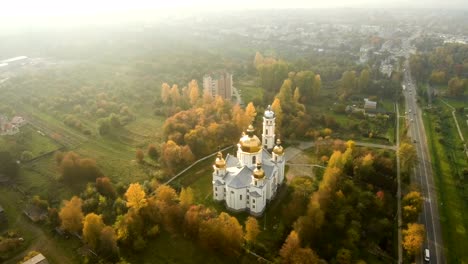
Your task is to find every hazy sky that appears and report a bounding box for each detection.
[1,0,467,18]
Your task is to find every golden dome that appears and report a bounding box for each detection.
[253,162,265,179]
[273,139,284,155]
[239,125,262,153]
[215,152,226,168]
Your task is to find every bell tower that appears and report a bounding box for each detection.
[262,105,275,150]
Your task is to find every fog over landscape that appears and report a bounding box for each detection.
[0,1,467,264]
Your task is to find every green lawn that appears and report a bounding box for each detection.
[0,125,62,160]
[423,104,468,264]
[236,78,264,105]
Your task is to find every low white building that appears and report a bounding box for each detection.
[212,106,285,216]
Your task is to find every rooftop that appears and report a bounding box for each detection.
[22,253,49,264]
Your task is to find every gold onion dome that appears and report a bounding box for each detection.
[215,152,226,168]
[273,139,284,155]
[239,125,262,153]
[253,162,265,179]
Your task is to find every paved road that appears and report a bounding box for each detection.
[403,60,445,264]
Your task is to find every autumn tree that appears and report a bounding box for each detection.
[402,223,425,256]
[245,102,257,123]
[290,247,319,264]
[402,191,423,223]
[199,212,244,255]
[161,83,171,104]
[232,104,250,134]
[184,205,215,239]
[170,84,181,106]
[135,149,144,163]
[59,152,103,183]
[244,217,260,244]
[83,213,105,249]
[271,98,283,132]
[99,226,119,259]
[153,185,183,233]
[96,177,117,199]
[254,51,264,67]
[398,143,417,174]
[125,183,147,211]
[179,187,194,209]
[280,230,301,262]
[147,144,159,160]
[188,79,200,106]
[59,196,84,233]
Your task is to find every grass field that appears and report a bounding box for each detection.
[0,124,62,160]
[236,78,263,105]
[423,100,468,264]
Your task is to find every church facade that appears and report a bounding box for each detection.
[212,106,285,216]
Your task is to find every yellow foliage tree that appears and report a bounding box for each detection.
[244,216,260,243]
[83,213,105,250]
[402,223,425,256]
[161,83,171,104]
[279,230,301,262]
[59,196,84,233]
[271,97,283,133]
[179,187,194,209]
[398,143,417,173]
[125,183,147,210]
[245,102,257,123]
[188,80,199,106]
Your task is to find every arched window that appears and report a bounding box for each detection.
[266,129,268,135]
[252,155,256,164]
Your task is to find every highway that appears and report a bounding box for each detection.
[403,60,445,264]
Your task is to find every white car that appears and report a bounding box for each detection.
[424,248,430,262]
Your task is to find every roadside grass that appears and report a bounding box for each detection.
[423,105,468,264]
[441,97,468,138]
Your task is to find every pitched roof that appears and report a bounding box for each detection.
[225,153,239,167]
[249,191,262,198]
[227,166,252,189]
[214,179,224,186]
[22,253,48,264]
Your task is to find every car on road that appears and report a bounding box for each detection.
[424,248,430,262]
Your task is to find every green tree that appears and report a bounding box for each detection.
[358,69,370,92]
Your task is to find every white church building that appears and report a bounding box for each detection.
[212,106,285,216]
